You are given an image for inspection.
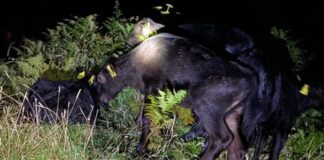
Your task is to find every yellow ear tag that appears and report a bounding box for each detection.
[106,64,117,78]
[77,71,86,79]
[136,35,146,42]
[136,22,153,42]
[299,84,310,96]
[88,75,95,85]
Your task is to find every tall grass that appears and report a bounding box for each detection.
[0,89,98,159]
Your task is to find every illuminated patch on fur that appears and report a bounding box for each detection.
[142,22,151,38]
[134,37,164,66]
[299,84,310,96]
[136,22,158,42]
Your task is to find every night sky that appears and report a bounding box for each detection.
[1,1,323,38]
[1,0,323,78]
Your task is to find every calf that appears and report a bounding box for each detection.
[173,21,324,160]
[20,79,98,124]
[127,18,324,160]
[174,20,324,160]
[95,33,257,160]
[249,78,324,160]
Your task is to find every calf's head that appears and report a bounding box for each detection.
[94,64,119,104]
[127,18,165,46]
[298,84,324,111]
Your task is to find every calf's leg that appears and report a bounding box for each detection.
[269,133,288,160]
[195,104,233,160]
[136,97,151,154]
[226,106,245,160]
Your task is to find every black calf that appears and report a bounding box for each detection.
[128,18,324,160]
[173,20,324,160]
[20,79,98,124]
[95,33,257,160]
[250,78,324,160]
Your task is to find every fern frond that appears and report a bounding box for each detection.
[145,89,188,126]
[173,106,194,125]
[164,89,187,114]
[146,95,163,125]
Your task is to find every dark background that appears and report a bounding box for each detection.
[1,1,323,43]
[1,0,323,80]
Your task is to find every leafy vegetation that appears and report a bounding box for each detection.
[271,26,310,74]
[146,89,191,126]
[0,3,200,158]
[0,2,323,159]
[0,10,133,93]
[281,108,324,159]
[89,88,202,159]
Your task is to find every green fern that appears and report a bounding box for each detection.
[44,15,110,71]
[102,17,133,58]
[1,9,133,93]
[145,89,188,152]
[17,54,45,77]
[173,106,195,125]
[145,89,187,126]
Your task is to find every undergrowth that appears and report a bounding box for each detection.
[0,2,323,159]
